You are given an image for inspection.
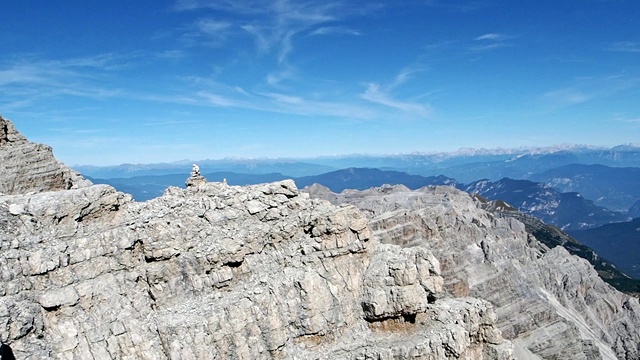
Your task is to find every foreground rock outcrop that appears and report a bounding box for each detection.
[307,184,640,359]
[0,116,90,195]
[0,116,510,359]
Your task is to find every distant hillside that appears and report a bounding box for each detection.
[570,218,640,279]
[77,160,333,179]
[530,164,640,212]
[630,199,640,217]
[462,178,630,230]
[75,144,640,180]
[438,152,581,183]
[295,168,457,192]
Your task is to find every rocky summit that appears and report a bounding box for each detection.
[0,114,638,359]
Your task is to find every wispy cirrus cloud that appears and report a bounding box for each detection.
[543,88,591,106]
[193,88,376,119]
[391,65,427,88]
[174,0,378,64]
[611,114,640,124]
[360,83,431,117]
[154,50,189,60]
[309,26,361,36]
[165,74,377,119]
[196,91,240,107]
[470,32,513,52]
[607,41,640,53]
[0,54,123,86]
[475,33,508,41]
[542,73,640,108]
[189,19,234,46]
[0,54,126,111]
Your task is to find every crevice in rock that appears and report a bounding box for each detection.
[224,259,244,268]
[365,313,419,332]
[0,342,16,360]
[427,293,437,304]
[41,304,61,312]
[402,313,416,324]
[144,252,179,263]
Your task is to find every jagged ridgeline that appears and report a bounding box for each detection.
[1,114,640,359]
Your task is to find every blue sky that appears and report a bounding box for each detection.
[1,0,639,165]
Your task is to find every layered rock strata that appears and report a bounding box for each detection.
[0,118,511,359]
[307,184,640,359]
[0,115,90,195]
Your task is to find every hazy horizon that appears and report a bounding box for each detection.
[67,142,640,168]
[2,1,640,166]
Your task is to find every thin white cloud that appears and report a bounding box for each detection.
[262,92,304,104]
[360,83,431,117]
[155,50,188,59]
[542,73,640,108]
[475,33,507,41]
[611,114,640,124]
[196,91,239,107]
[392,65,427,88]
[468,32,513,53]
[543,88,591,106]
[195,88,377,119]
[0,55,126,110]
[310,26,361,36]
[195,19,232,37]
[266,65,297,85]
[162,76,377,119]
[180,19,234,47]
[0,64,46,86]
[263,95,376,119]
[174,0,376,65]
[608,41,640,53]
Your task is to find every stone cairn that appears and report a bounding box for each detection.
[185,163,207,188]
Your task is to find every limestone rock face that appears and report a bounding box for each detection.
[0,181,510,359]
[309,184,640,359]
[0,115,91,195]
[0,119,510,359]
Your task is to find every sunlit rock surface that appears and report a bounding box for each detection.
[0,116,511,359]
[307,183,640,359]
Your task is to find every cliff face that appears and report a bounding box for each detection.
[307,184,640,359]
[0,116,90,195]
[0,117,510,359]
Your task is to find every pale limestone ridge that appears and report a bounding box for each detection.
[0,115,91,195]
[0,119,511,359]
[0,180,510,359]
[307,184,640,359]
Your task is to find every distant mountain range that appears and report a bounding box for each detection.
[530,164,640,212]
[75,144,640,181]
[294,168,457,193]
[463,178,631,231]
[630,200,640,218]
